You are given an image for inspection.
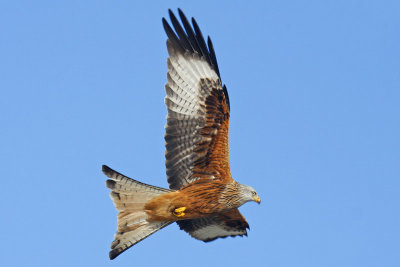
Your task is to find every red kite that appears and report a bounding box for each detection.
[103,9,260,260]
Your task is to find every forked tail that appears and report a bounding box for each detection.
[102,165,173,260]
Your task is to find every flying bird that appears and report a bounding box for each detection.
[102,9,260,260]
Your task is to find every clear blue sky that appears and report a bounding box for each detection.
[1,1,399,266]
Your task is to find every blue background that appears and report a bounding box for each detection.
[1,1,399,266]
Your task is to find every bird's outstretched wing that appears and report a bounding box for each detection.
[177,208,249,241]
[163,9,232,190]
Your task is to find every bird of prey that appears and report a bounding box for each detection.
[102,9,261,260]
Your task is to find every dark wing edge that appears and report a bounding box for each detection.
[163,9,229,110]
[177,209,249,242]
[163,10,219,77]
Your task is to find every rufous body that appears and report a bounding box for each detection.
[144,179,234,221]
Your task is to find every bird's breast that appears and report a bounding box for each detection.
[144,181,232,221]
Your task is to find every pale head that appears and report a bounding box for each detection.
[238,184,261,206]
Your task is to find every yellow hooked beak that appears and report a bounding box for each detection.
[253,196,261,204]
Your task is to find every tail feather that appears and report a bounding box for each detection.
[109,221,171,260]
[103,165,171,194]
[102,165,173,260]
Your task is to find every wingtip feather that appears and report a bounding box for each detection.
[109,249,120,260]
[106,179,116,189]
[102,165,112,176]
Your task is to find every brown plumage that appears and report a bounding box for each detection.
[103,9,260,260]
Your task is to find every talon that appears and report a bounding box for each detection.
[173,207,186,217]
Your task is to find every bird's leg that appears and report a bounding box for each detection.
[173,207,186,217]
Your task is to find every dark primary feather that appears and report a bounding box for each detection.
[163,9,225,83]
[168,10,193,53]
[162,18,184,52]
[191,17,213,70]
[207,36,221,78]
[178,9,202,54]
[222,85,230,111]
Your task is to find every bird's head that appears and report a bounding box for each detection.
[238,184,261,205]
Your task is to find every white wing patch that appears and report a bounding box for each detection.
[166,44,219,117]
[189,225,247,241]
[177,210,249,242]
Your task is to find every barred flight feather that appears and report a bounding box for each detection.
[177,209,249,242]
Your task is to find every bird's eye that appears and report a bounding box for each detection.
[252,191,256,196]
